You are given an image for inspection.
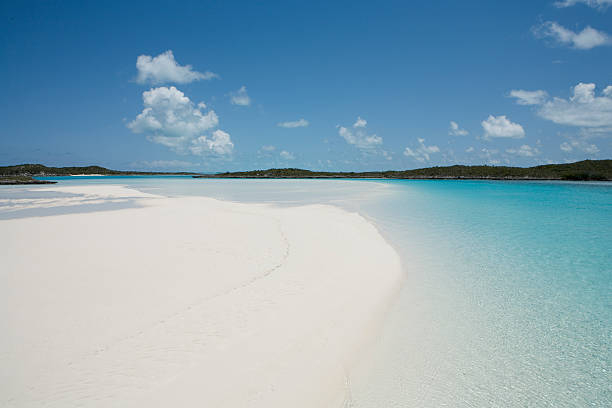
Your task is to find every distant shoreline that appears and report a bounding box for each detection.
[0,176,56,185]
[2,159,611,181]
[192,159,611,181]
[0,164,201,178]
[191,175,611,181]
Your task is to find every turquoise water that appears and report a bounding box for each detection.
[2,177,611,406]
[349,180,611,407]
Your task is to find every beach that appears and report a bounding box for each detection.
[0,184,403,407]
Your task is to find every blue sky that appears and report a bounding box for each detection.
[1,0,611,171]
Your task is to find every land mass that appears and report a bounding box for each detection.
[0,164,202,184]
[1,160,610,183]
[0,164,201,177]
[193,159,612,181]
[0,175,57,185]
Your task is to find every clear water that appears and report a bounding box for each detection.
[2,177,611,406]
[348,180,612,407]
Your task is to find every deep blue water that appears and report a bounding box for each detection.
[2,177,611,406]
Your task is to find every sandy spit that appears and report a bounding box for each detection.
[0,185,402,407]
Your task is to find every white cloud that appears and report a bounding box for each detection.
[465,146,475,153]
[136,50,217,84]
[478,148,501,165]
[190,130,234,156]
[506,144,540,157]
[579,126,612,137]
[353,116,367,128]
[449,121,468,136]
[279,150,295,160]
[510,83,612,134]
[560,139,599,154]
[230,86,251,106]
[554,0,612,10]
[403,138,440,162]
[261,145,276,152]
[538,83,612,128]
[277,118,309,128]
[128,86,233,156]
[338,116,383,149]
[509,89,548,105]
[481,115,525,139]
[533,22,611,50]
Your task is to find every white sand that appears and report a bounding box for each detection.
[0,185,402,407]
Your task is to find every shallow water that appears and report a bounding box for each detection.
[2,177,611,406]
[348,180,612,407]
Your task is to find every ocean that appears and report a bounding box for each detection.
[1,177,610,406]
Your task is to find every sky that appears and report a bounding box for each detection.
[1,0,611,172]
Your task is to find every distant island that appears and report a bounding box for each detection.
[195,160,611,181]
[0,175,58,185]
[1,160,610,184]
[0,164,201,177]
[0,164,202,185]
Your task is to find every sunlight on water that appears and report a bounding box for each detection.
[349,180,611,407]
[2,177,610,406]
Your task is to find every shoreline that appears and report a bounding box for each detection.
[2,159,610,181]
[193,175,612,181]
[0,176,56,185]
[0,184,403,407]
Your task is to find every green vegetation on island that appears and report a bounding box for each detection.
[1,160,610,182]
[0,164,201,177]
[0,175,57,185]
[194,160,612,181]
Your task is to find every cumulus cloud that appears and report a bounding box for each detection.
[560,139,600,154]
[506,144,540,157]
[190,130,234,155]
[279,150,295,160]
[481,115,525,139]
[353,116,367,128]
[277,118,309,128]
[511,83,612,138]
[535,83,612,128]
[230,86,251,106]
[533,22,611,50]
[338,116,383,149]
[136,50,217,84]
[260,145,276,152]
[403,138,440,162]
[128,86,233,156]
[509,89,548,105]
[449,121,468,136]
[465,146,475,153]
[554,0,612,10]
